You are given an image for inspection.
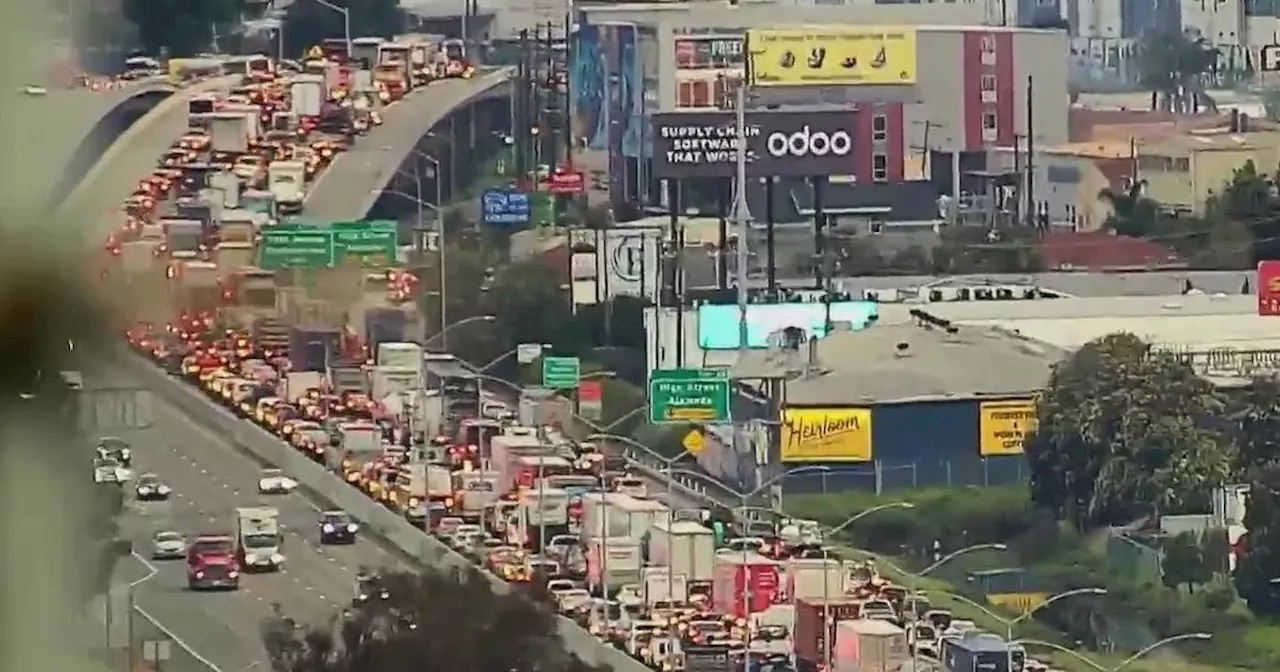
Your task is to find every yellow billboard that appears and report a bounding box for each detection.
[747,26,918,87]
[780,408,873,462]
[979,400,1039,456]
[987,592,1049,614]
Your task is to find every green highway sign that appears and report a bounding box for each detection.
[333,221,397,265]
[649,368,731,424]
[542,356,581,389]
[259,220,398,270]
[260,228,335,268]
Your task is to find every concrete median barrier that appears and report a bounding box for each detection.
[109,349,651,672]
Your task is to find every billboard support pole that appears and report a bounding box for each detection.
[812,176,825,293]
[765,177,777,299]
[717,180,729,289]
[668,179,683,367]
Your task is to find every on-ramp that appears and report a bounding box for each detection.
[301,68,515,221]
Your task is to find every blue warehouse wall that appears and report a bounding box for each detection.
[781,399,1028,494]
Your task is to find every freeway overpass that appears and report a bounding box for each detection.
[53,66,533,672]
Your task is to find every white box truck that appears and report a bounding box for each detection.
[646,519,715,582]
[268,160,306,214]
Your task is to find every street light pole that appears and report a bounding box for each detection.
[827,502,915,536]
[307,0,351,57]
[931,587,1105,672]
[420,315,496,349]
[1015,633,1211,672]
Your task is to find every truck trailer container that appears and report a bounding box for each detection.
[646,519,715,582]
[585,537,642,594]
[711,552,780,619]
[941,633,1025,672]
[785,557,846,603]
[794,596,868,670]
[832,619,908,672]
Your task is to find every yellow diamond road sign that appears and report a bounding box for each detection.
[682,430,706,454]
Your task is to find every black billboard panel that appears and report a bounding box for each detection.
[651,110,855,179]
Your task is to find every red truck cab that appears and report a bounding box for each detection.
[186,534,240,590]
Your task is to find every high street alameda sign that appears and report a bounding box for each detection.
[260,221,397,269]
[650,109,855,179]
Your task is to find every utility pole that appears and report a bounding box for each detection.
[515,29,530,184]
[1024,76,1036,229]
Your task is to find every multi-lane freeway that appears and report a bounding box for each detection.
[65,66,516,672]
[109,366,404,672]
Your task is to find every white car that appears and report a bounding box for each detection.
[257,469,298,494]
[151,530,187,560]
[134,474,172,500]
[93,458,132,484]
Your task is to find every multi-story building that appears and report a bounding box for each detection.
[1138,130,1280,214]
[989,140,1135,231]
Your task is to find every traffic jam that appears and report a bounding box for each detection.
[91,43,1061,672]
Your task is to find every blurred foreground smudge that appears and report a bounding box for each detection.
[0,3,123,672]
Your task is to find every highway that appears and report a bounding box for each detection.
[109,367,405,672]
[301,68,515,221]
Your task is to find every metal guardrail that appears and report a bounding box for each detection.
[110,348,651,672]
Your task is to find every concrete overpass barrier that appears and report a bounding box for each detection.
[57,76,241,225]
[302,67,516,221]
[110,348,651,672]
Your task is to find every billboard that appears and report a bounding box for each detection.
[978,400,1038,456]
[780,407,873,462]
[698,302,879,349]
[651,110,854,178]
[1259,260,1280,315]
[569,227,662,306]
[747,26,918,87]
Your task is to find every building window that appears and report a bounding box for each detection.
[982,111,998,130]
[980,35,996,53]
[872,154,889,182]
[676,80,712,108]
[980,74,997,91]
[872,114,888,142]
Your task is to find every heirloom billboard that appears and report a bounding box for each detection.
[651,110,855,178]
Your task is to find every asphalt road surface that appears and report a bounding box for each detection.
[302,69,516,221]
[109,372,405,672]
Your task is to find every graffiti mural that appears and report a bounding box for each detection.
[571,19,649,205]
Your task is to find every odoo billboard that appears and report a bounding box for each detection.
[651,110,855,178]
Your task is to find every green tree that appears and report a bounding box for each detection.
[1162,531,1206,592]
[1098,181,1159,238]
[1026,333,1230,531]
[281,0,404,59]
[1234,465,1280,615]
[264,567,612,672]
[1229,375,1280,475]
[123,0,247,57]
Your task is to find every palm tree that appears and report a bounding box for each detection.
[1098,180,1158,237]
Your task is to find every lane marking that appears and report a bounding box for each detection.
[129,550,227,672]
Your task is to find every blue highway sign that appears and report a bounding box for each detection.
[482,189,532,226]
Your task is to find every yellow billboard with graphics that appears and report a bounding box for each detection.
[979,400,1039,456]
[747,26,918,87]
[780,407,873,462]
[987,592,1049,613]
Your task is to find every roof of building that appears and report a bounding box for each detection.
[744,270,1255,298]
[733,320,1061,405]
[1142,130,1280,154]
[874,293,1255,324]
[1035,140,1133,159]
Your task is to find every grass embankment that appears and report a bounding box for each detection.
[784,488,1248,672]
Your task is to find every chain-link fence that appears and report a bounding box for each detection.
[1105,528,1164,585]
[770,456,1029,494]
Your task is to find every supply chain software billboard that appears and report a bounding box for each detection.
[651,110,855,178]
